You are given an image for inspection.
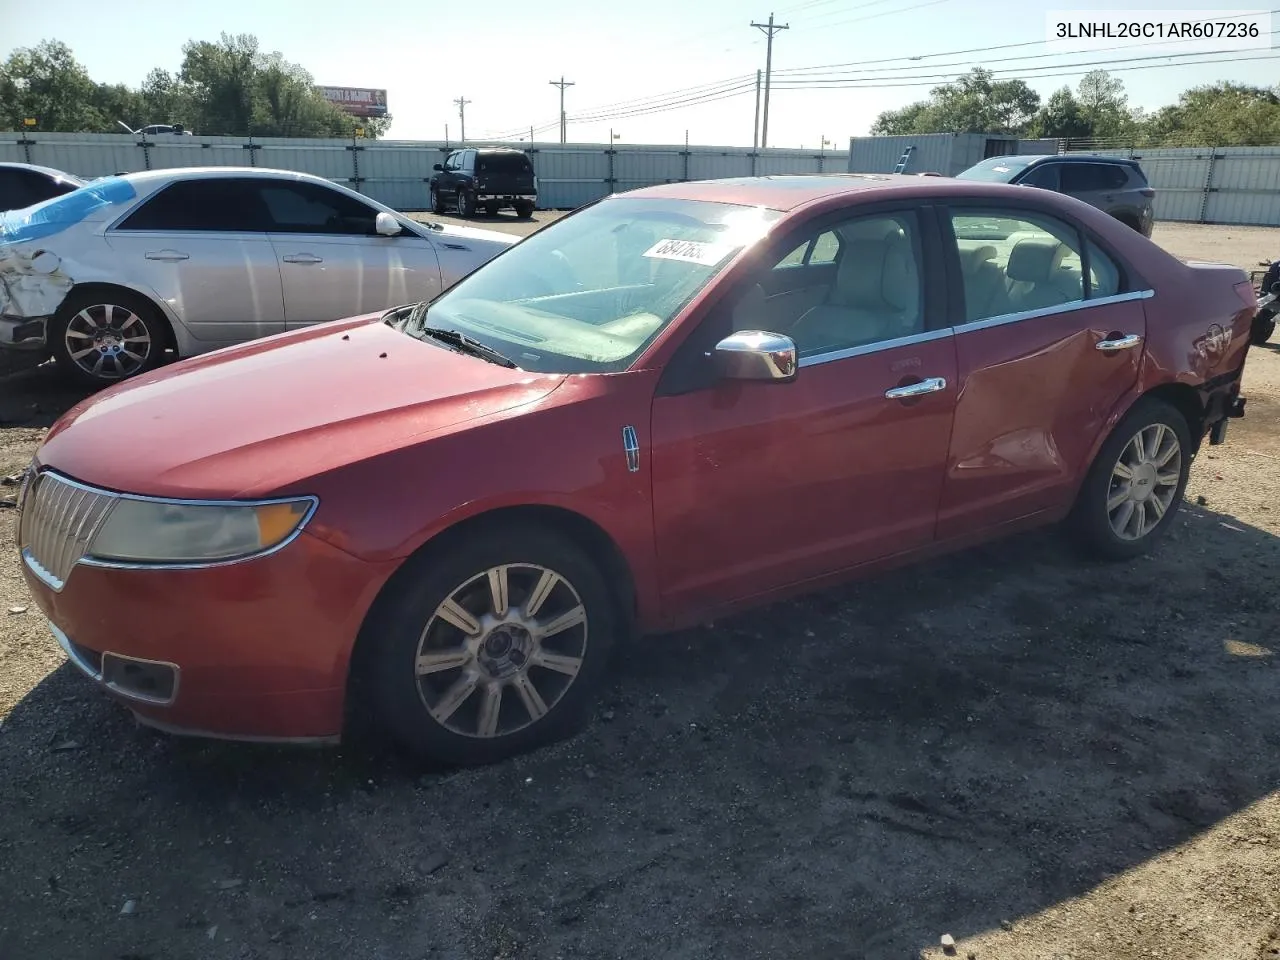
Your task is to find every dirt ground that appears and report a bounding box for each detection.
[1,221,1279,960]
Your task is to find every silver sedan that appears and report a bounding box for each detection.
[0,167,516,386]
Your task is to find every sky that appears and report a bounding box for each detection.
[2,0,1276,148]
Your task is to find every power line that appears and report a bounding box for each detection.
[751,12,790,148]
[770,44,1280,87]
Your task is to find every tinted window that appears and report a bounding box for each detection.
[477,153,533,174]
[950,209,1085,323]
[740,213,925,358]
[1020,164,1059,190]
[258,181,379,235]
[0,170,35,210]
[116,179,270,232]
[0,169,76,211]
[445,153,460,170]
[1060,163,1126,192]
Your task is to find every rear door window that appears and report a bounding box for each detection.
[1060,163,1115,192]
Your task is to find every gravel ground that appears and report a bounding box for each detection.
[1,222,1279,960]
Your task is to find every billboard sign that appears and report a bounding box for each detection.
[319,86,388,118]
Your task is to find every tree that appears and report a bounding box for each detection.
[1076,70,1133,140]
[1029,86,1091,139]
[1145,82,1280,146]
[0,40,99,131]
[870,68,1040,136]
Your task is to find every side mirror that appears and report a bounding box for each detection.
[433,163,443,171]
[713,330,797,382]
[375,212,403,237]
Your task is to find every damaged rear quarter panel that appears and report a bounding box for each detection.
[0,176,138,319]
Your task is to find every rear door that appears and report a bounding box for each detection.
[258,179,442,327]
[935,202,1148,540]
[476,152,536,195]
[106,177,286,347]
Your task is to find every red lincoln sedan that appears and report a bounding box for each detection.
[14,174,1254,765]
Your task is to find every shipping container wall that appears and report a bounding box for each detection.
[0,132,849,213]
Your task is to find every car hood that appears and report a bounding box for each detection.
[37,313,565,499]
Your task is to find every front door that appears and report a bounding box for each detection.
[650,206,958,617]
[255,179,443,327]
[937,204,1147,540]
[105,177,286,347]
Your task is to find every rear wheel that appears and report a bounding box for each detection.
[362,525,617,765]
[515,201,535,219]
[455,189,475,218]
[51,289,167,388]
[1069,397,1192,560]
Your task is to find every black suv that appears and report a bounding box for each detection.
[956,155,1155,237]
[430,147,537,219]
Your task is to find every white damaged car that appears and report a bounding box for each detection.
[0,167,516,386]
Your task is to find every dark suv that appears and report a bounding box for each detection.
[430,147,538,219]
[955,155,1155,237]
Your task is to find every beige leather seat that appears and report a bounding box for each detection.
[787,231,922,353]
[1004,238,1080,313]
[958,244,1010,322]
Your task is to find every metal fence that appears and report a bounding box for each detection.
[0,132,851,212]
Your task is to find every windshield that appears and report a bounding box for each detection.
[403,196,781,374]
[954,157,1035,183]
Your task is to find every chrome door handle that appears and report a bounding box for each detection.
[144,249,189,261]
[885,377,947,400]
[282,254,323,264]
[1096,333,1143,351]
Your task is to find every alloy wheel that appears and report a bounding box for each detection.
[413,563,588,738]
[1107,422,1182,540]
[64,303,153,380]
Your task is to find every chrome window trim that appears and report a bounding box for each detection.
[796,289,1154,368]
[21,468,318,586]
[954,289,1154,334]
[799,327,953,368]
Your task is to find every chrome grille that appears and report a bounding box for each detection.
[18,471,118,590]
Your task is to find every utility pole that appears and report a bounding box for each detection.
[454,97,471,142]
[752,69,762,150]
[549,76,575,144]
[750,12,789,150]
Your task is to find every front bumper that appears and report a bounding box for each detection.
[22,530,398,743]
[0,313,49,351]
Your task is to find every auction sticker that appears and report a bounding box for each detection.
[643,238,734,267]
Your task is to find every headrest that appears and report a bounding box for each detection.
[835,238,890,305]
[1007,238,1066,284]
[958,244,997,273]
[882,241,918,314]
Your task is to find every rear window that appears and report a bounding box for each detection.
[0,175,136,243]
[954,157,1035,182]
[477,153,533,174]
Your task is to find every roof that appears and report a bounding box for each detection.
[623,173,1057,211]
[111,166,338,185]
[1011,154,1139,166]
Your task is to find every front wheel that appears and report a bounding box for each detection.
[430,186,445,214]
[51,290,167,388]
[363,525,618,766]
[1069,397,1192,560]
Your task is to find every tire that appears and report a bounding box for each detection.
[455,189,475,218]
[1252,313,1276,345]
[51,288,167,388]
[484,202,499,217]
[430,186,445,215]
[362,524,618,766]
[515,201,535,219]
[1069,396,1192,561]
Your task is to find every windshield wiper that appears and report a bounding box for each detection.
[418,325,518,368]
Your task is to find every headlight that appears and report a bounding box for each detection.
[87,497,315,565]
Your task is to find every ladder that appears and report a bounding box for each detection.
[893,145,915,174]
